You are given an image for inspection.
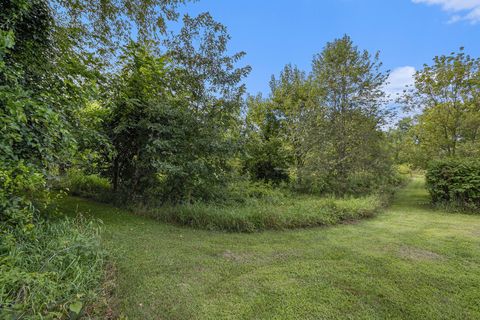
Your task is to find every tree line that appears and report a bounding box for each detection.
[2,0,480,222]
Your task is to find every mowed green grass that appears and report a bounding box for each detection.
[61,177,480,319]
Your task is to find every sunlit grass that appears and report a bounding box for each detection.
[60,177,480,319]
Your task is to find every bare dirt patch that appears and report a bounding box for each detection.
[221,250,253,263]
[85,261,121,319]
[398,246,444,261]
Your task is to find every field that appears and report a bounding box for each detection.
[61,177,480,319]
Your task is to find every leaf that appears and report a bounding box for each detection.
[69,301,83,314]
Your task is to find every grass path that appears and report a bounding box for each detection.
[62,177,480,319]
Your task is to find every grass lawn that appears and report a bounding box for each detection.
[61,177,480,319]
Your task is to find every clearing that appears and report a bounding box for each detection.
[61,177,480,319]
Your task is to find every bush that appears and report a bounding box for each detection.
[426,158,480,212]
[0,216,105,319]
[224,180,288,205]
[394,163,412,176]
[139,194,384,232]
[57,169,113,203]
[295,167,405,197]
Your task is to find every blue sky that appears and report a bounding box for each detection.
[177,0,480,96]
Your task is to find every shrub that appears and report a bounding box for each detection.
[224,180,288,205]
[426,158,480,212]
[0,215,105,319]
[57,169,113,203]
[295,167,405,197]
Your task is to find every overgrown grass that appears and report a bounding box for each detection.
[140,195,383,232]
[56,171,394,232]
[0,216,105,319]
[55,169,113,203]
[58,177,480,319]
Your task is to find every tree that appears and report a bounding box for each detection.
[1,0,71,234]
[50,0,192,59]
[402,49,480,162]
[108,14,251,203]
[304,35,390,194]
[269,64,312,174]
[242,94,292,183]
[386,117,429,168]
[0,0,196,232]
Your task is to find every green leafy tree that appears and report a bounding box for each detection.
[269,64,312,175]
[387,118,419,165]
[304,35,391,194]
[0,0,71,235]
[402,49,480,163]
[243,94,292,183]
[109,14,250,202]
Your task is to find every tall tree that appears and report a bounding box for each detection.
[402,49,480,161]
[109,14,250,203]
[269,64,312,173]
[305,35,390,194]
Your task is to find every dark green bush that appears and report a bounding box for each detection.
[426,158,480,212]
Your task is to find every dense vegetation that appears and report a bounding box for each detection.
[388,49,480,168]
[1,0,479,318]
[142,194,385,232]
[426,158,480,212]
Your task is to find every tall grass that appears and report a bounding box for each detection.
[56,171,401,233]
[55,169,113,203]
[0,215,105,319]
[140,195,384,232]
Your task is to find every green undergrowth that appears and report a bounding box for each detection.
[53,169,114,203]
[55,171,400,232]
[426,158,480,213]
[58,177,480,319]
[0,216,105,319]
[137,193,388,232]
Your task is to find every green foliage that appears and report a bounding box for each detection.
[49,0,191,58]
[0,216,105,319]
[243,36,393,195]
[394,163,413,176]
[303,35,391,195]
[242,95,292,183]
[426,158,480,212]
[141,194,383,232]
[107,42,225,202]
[399,49,480,167]
[0,3,109,319]
[57,169,113,203]
[0,162,45,238]
[224,180,288,205]
[387,118,426,168]
[108,15,250,203]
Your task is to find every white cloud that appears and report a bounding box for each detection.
[384,66,416,98]
[413,0,480,24]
